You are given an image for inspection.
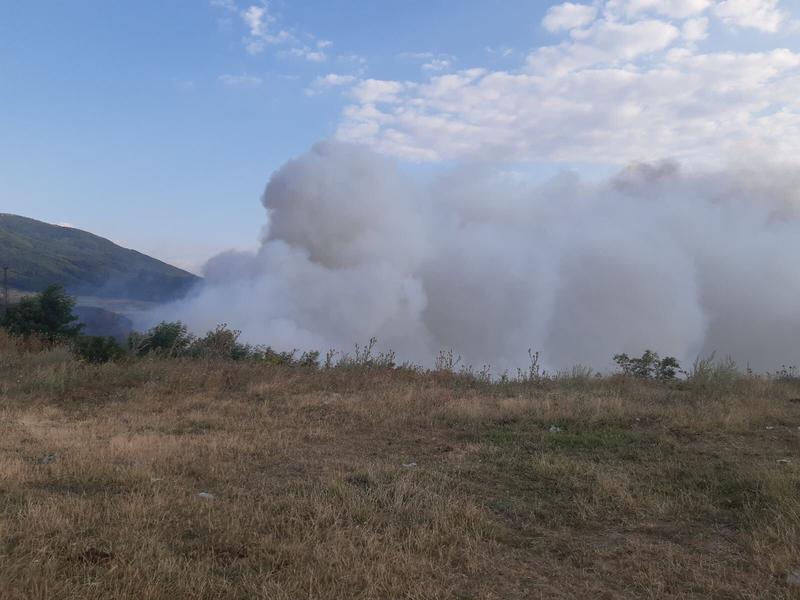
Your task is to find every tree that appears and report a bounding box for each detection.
[1,285,83,339]
[613,350,682,380]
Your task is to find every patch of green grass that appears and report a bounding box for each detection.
[483,422,659,459]
[166,420,222,436]
[473,421,778,532]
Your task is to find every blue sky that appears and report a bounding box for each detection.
[2,0,799,271]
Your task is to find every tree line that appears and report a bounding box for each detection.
[1,285,686,379]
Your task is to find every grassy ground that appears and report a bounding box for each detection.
[1,334,800,598]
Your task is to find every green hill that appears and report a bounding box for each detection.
[0,214,200,303]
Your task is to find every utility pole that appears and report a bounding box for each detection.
[2,266,8,313]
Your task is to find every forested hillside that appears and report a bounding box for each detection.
[0,214,199,302]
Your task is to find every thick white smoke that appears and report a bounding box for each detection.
[156,141,800,372]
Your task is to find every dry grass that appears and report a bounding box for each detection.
[1,333,800,598]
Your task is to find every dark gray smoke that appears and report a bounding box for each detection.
[155,141,800,372]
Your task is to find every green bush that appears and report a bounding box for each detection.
[613,350,682,380]
[188,324,255,360]
[1,285,82,340]
[73,335,126,364]
[129,321,193,357]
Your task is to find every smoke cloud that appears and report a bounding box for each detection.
[155,140,800,372]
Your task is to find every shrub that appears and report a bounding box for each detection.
[188,324,255,360]
[73,336,126,364]
[687,353,739,392]
[129,321,193,357]
[774,365,800,382]
[435,349,462,373]
[337,338,396,369]
[260,347,299,366]
[613,350,682,380]
[1,285,82,340]
[297,350,321,368]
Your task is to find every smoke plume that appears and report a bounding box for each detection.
[155,141,800,372]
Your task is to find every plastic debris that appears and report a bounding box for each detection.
[37,454,57,465]
[197,492,215,500]
[401,463,417,468]
[549,425,562,433]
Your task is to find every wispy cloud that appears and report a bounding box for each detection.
[285,46,327,63]
[485,46,515,58]
[211,1,353,64]
[399,52,456,73]
[314,73,357,87]
[218,73,263,88]
[306,73,357,96]
[422,57,454,72]
[239,4,296,55]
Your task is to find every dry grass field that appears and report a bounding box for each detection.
[1,332,800,599]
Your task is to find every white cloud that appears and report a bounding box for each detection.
[543,3,598,32]
[486,46,515,58]
[212,3,354,64]
[316,73,356,87]
[682,16,709,41]
[338,53,368,65]
[606,0,711,19]
[529,18,680,73]
[214,3,315,59]
[714,0,788,32]
[399,52,455,72]
[211,0,799,166]
[335,0,800,165]
[239,4,293,56]
[286,47,327,62]
[307,73,357,95]
[351,79,406,104]
[218,73,263,88]
[241,5,266,37]
[422,57,454,72]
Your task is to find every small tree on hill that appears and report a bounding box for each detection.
[1,285,83,340]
